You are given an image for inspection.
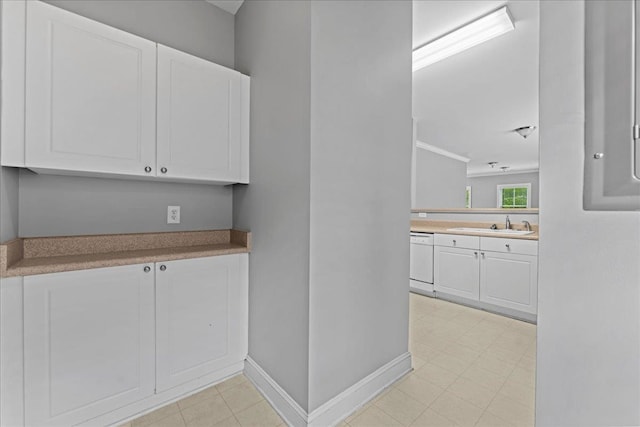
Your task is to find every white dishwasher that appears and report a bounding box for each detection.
[410,232,434,295]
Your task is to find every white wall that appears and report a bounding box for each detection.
[415,148,467,208]
[233,0,312,410]
[307,0,412,411]
[536,2,640,425]
[10,0,236,238]
[467,171,539,208]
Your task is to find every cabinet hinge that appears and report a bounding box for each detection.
[634,124,640,140]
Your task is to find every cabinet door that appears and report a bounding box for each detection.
[434,246,480,300]
[480,252,538,314]
[157,45,248,182]
[584,0,640,210]
[157,45,249,184]
[23,264,155,427]
[25,1,157,177]
[156,254,248,392]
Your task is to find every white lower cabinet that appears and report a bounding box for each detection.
[19,254,248,427]
[156,255,248,392]
[434,234,538,317]
[479,251,538,314]
[434,247,480,300]
[23,264,156,427]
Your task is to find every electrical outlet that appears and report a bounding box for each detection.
[167,206,180,224]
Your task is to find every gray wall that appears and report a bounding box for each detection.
[0,168,18,242]
[0,3,19,242]
[415,148,467,208]
[19,171,232,237]
[307,0,412,411]
[537,1,640,425]
[234,0,411,413]
[234,0,312,410]
[15,0,235,238]
[467,171,539,208]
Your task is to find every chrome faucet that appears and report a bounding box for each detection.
[505,215,511,230]
[522,220,531,232]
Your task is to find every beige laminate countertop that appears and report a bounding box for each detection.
[0,229,251,278]
[411,220,539,241]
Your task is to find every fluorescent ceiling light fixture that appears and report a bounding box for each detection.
[413,6,515,72]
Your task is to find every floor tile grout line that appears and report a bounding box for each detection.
[177,408,188,427]
[373,384,432,426]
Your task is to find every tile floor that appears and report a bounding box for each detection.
[123,374,284,427]
[126,293,535,427]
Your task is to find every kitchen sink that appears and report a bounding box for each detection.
[446,227,535,235]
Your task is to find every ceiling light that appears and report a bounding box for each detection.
[412,6,515,72]
[514,125,536,139]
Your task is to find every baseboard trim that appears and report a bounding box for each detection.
[307,352,412,426]
[244,357,308,427]
[245,352,412,427]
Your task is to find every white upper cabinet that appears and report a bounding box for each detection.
[157,45,249,184]
[2,0,249,185]
[25,1,157,177]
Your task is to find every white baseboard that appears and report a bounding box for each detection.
[245,352,412,427]
[244,357,308,427]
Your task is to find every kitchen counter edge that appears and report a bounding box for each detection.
[0,229,251,278]
[410,222,539,241]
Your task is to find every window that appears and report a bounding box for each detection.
[465,186,472,208]
[497,183,531,208]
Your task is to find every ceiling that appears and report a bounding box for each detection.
[412,0,539,176]
[205,0,244,15]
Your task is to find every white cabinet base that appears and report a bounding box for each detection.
[82,362,245,427]
[409,279,435,297]
[435,292,537,324]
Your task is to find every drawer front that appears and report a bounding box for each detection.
[480,237,538,255]
[434,234,480,250]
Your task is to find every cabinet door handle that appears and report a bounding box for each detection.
[474,251,478,257]
[505,244,510,249]
[159,265,167,271]
[144,166,152,173]
[481,252,485,258]
[160,167,168,174]
[143,266,151,273]
[452,240,456,245]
